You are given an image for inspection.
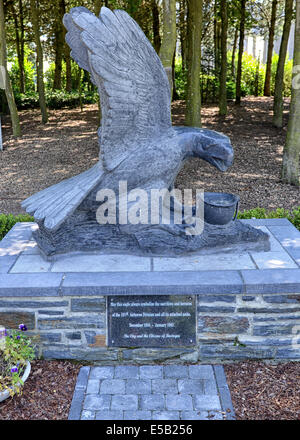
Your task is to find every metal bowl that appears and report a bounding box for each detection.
[201,192,240,225]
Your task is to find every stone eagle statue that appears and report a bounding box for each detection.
[22,6,269,258]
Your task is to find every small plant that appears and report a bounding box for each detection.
[0,324,36,397]
[237,206,300,231]
[233,336,246,348]
[0,214,34,241]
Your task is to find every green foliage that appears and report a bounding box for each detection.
[174,57,187,99]
[175,52,292,103]
[0,214,34,241]
[14,90,98,110]
[8,45,36,94]
[0,326,36,397]
[270,53,293,97]
[237,206,300,231]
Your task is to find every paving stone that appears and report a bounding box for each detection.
[152,411,179,420]
[153,253,255,271]
[268,226,300,250]
[81,410,95,420]
[241,268,300,294]
[95,410,123,420]
[203,379,218,395]
[140,394,165,410]
[124,411,152,420]
[75,366,91,390]
[68,388,85,420]
[115,365,139,379]
[51,254,151,272]
[83,394,111,411]
[152,379,178,394]
[189,365,214,380]
[61,270,244,295]
[111,394,138,410]
[21,240,39,255]
[178,379,204,394]
[139,365,163,379]
[194,395,221,411]
[0,256,17,274]
[165,394,193,411]
[0,273,63,296]
[180,411,209,420]
[100,379,125,394]
[286,249,300,266]
[208,411,225,420]
[125,379,151,394]
[10,254,52,273]
[164,365,189,378]
[250,251,298,269]
[89,366,114,379]
[86,379,100,394]
[253,226,285,252]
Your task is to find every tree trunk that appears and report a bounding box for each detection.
[60,0,72,93]
[53,0,65,90]
[30,0,48,124]
[179,0,187,70]
[19,0,25,94]
[0,0,21,136]
[219,0,228,115]
[235,0,246,105]
[11,0,25,93]
[282,0,300,186]
[264,0,278,96]
[185,0,202,127]
[151,0,161,53]
[95,0,102,16]
[159,0,177,96]
[231,26,238,79]
[273,0,293,128]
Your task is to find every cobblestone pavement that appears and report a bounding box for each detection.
[68,364,235,420]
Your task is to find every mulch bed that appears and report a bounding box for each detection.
[224,361,300,420]
[0,360,81,420]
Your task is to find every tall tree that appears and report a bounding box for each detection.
[219,0,228,115]
[235,0,246,105]
[0,0,21,136]
[53,0,65,90]
[159,0,177,95]
[10,0,25,93]
[185,0,202,127]
[179,0,187,70]
[231,26,238,79]
[273,0,293,127]
[264,0,278,96]
[151,0,161,53]
[282,0,300,186]
[30,0,48,123]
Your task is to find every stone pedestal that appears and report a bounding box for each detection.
[0,219,300,363]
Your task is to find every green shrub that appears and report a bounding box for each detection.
[174,57,187,99]
[0,214,34,241]
[14,90,98,110]
[238,206,300,231]
[8,45,36,94]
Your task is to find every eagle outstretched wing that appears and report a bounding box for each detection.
[63,6,172,171]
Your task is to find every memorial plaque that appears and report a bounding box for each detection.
[107,295,196,347]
